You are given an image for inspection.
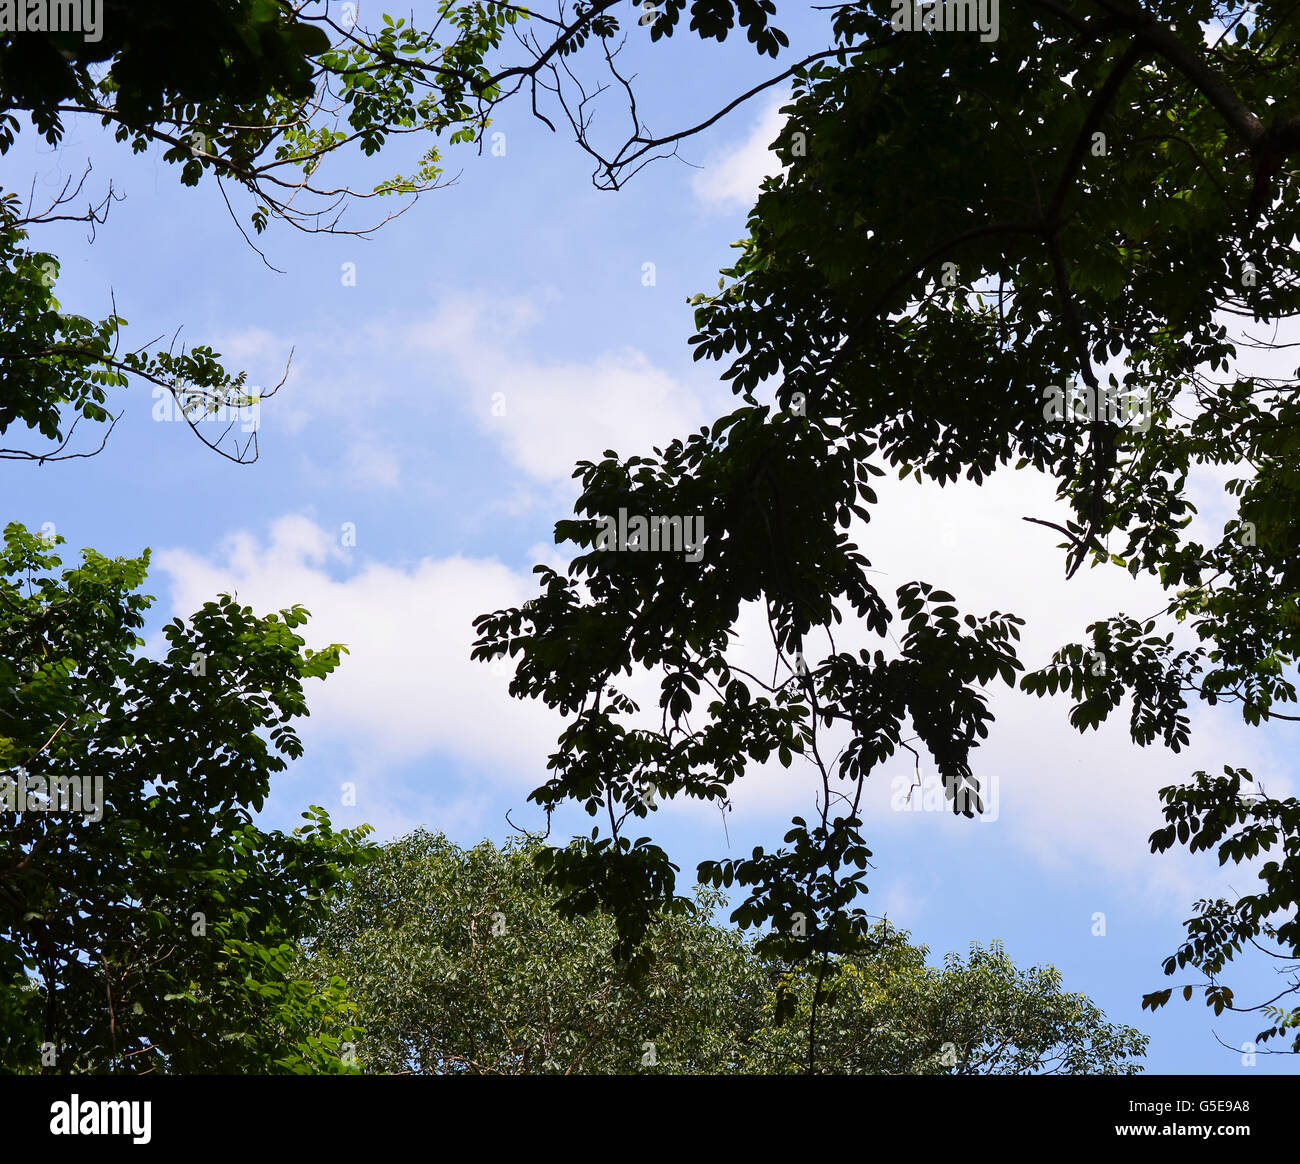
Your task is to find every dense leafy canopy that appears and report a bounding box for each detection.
[474,0,1300,1052]
[4,0,1297,1071]
[0,522,374,1072]
[301,830,1147,1073]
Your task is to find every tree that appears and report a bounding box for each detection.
[1,0,795,462]
[0,521,374,1072]
[472,0,1300,1055]
[0,0,808,1069]
[300,829,1147,1073]
[300,828,765,1073]
[1145,767,1300,1052]
[753,938,1147,1074]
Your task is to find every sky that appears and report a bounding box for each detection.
[5,2,1298,1075]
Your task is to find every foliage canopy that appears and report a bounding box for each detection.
[303,830,1148,1074]
[473,0,1300,1052]
[0,522,373,1073]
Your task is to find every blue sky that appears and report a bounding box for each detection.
[6,3,1298,1075]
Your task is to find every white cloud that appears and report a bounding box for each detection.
[849,468,1284,891]
[690,95,788,212]
[405,295,708,487]
[648,462,1287,906]
[154,455,1289,907]
[213,295,714,502]
[154,514,562,781]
